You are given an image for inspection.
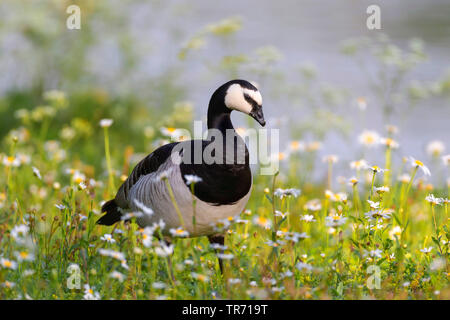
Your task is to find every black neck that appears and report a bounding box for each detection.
[206,98,248,166]
[207,111,234,132]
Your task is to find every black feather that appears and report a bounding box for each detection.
[97,200,122,225]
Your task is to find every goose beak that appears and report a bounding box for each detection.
[250,108,266,127]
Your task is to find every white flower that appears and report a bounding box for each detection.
[366,165,388,173]
[304,199,322,211]
[217,253,234,260]
[210,243,227,250]
[274,210,288,218]
[152,219,166,232]
[296,262,314,272]
[99,119,113,128]
[141,227,154,248]
[388,226,402,240]
[169,227,189,238]
[426,140,445,157]
[155,168,173,181]
[442,154,450,166]
[386,124,399,135]
[274,188,301,199]
[365,210,392,220]
[286,232,309,242]
[155,242,174,257]
[348,177,359,186]
[425,194,443,205]
[109,271,125,282]
[71,171,86,184]
[334,192,348,202]
[184,175,202,185]
[380,137,399,149]
[301,214,316,222]
[100,234,116,244]
[152,281,167,289]
[397,174,411,183]
[78,181,87,190]
[322,154,339,163]
[14,250,35,262]
[11,224,29,239]
[55,204,66,210]
[83,284,101,300]
[373,186,390,193]
[350,159,368,170]
[356,97,367,110]
[409,157,431,176]
[252,216,272,229]
[365,249,382,258]
[266,239,286,247]
[98,249,125,261]
[358,130,380,147]
[228,278,242,285]
[32,167,42,180]
[191,273,209,282]
[160,127,185,140]
[420,247,433,253]
[367,200,380,210]
[288,140,305,153]
[430,258,446,271]
[2,155,21,167]
[325,214,347,227]
[184,259,194,266]
[0,258,17,270]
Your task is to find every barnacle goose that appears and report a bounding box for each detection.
[97,79,265,263]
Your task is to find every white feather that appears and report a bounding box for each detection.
[243,88,262,106]
[224,84,252,114]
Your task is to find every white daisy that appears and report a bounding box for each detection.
[99,119,113,128]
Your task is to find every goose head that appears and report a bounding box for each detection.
[208,79,265,128]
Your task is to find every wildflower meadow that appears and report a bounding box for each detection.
[0,1,449,300]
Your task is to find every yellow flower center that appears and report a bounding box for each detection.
[414,160,424,167]
[74,177,83,184]
[19,251,28,259]
[197,274,207,282]
[290,141,300,150]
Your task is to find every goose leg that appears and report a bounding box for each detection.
[208,234,225,274]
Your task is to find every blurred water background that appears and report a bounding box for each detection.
[0,0,449,183]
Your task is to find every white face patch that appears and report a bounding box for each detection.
[224,84,262,114]
[243,88,262,107]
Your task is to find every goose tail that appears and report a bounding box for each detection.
[97,199,122,225]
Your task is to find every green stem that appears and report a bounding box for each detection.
[369,172,376,200]
[164,178,185,228]
[103,127,115,195]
